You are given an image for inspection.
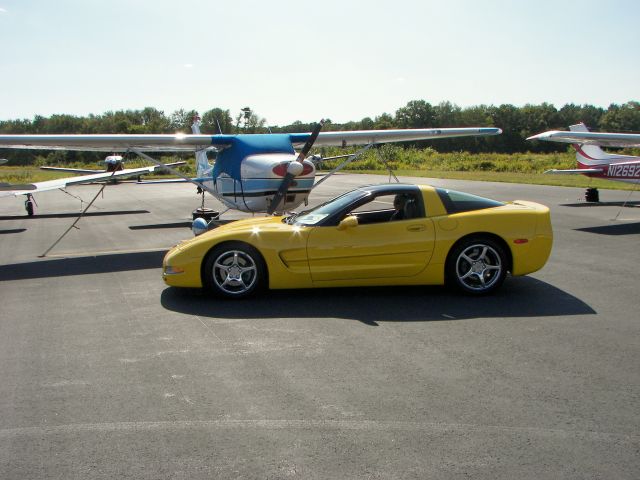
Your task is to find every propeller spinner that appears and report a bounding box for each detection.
[268,120,324,214]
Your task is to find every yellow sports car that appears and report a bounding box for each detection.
[163,184,552,298]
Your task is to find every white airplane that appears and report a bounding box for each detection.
[0,119,502,218]
[528,123,640,201]
[0,157,185,215]
[40,154,127,174]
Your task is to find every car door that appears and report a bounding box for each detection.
[306,192,435,282]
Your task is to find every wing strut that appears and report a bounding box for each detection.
[130,149,218,197]
[58,187,102,212]
[39,170,116,257]
[375,147,400,183]
[613,183,640,222]
[312,143,375,189]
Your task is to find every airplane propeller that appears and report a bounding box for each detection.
[268,119,324,214]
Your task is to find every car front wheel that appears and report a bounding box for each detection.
[204,243,266,298]
[447,237,507,294]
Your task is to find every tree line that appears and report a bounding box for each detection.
[1,101,638,165]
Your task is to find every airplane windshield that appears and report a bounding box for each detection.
[290,189,368,226]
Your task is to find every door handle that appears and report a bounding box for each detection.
[407,225,426,232]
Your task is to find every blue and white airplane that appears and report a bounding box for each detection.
[0,119,501,217]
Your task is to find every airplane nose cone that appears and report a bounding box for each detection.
[287,162,304,176]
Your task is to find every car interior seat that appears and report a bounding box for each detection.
[403,199,418,219]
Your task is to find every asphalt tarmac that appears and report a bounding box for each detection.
[0,174,638,479]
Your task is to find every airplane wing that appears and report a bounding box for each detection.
[136,178,203,184]
[0,134,222,151]
[528,130,640,148]
[0,162,186,198]
[0,128,501,152]
[295,127,502,147]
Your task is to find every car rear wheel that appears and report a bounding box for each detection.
[446,237,507,294]
[204,242,266,298]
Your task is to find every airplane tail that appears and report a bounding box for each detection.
[191,115,213,178]
[569,123,636,168]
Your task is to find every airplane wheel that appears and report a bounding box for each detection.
[446,237,507,295]
[203,242,267,299]
[585,188,599,202]
[193,208,219,221]
[25,200,34,216]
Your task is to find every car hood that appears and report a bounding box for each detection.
[208,215,286,234]
[173,215,292,251]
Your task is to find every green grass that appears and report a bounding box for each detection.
[0,167,67,184]
[318,146,578,174]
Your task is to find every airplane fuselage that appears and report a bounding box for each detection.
[576,146,640,184]
[208,153,316,213]
[598,161,640,183]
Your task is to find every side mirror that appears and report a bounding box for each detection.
[337,215,358,230]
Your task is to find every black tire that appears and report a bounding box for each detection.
[192,208,220,222]
[585,188,599,203]
[446,236,507,295]
[25,200,34,216]
[203,242,267,299]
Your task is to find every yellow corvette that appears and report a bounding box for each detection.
[163,184,552,297]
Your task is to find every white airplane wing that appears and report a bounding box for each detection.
[308,127,502,147]
[0,128,501,152]
[528,130,640,148]
[0,162,185,198]
[0,134,219,152]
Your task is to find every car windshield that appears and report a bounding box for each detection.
[287,189,368,226]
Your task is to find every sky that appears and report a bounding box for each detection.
[0,0,638,126]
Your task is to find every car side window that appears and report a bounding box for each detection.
[349,192,424,225]
[435,188,504,214]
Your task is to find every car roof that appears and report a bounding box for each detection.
[354,183,427,195]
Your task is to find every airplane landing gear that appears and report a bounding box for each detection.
[192,190,219,221]
[24,194,35,216]
[192,207,220,221]
[585,187,600,203]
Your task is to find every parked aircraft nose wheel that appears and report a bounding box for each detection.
[585,187,599,202]
[447,237,507,294]
[24,195,34,216]
[192,207,219,221]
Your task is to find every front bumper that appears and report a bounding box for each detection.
[162,248,203,288]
